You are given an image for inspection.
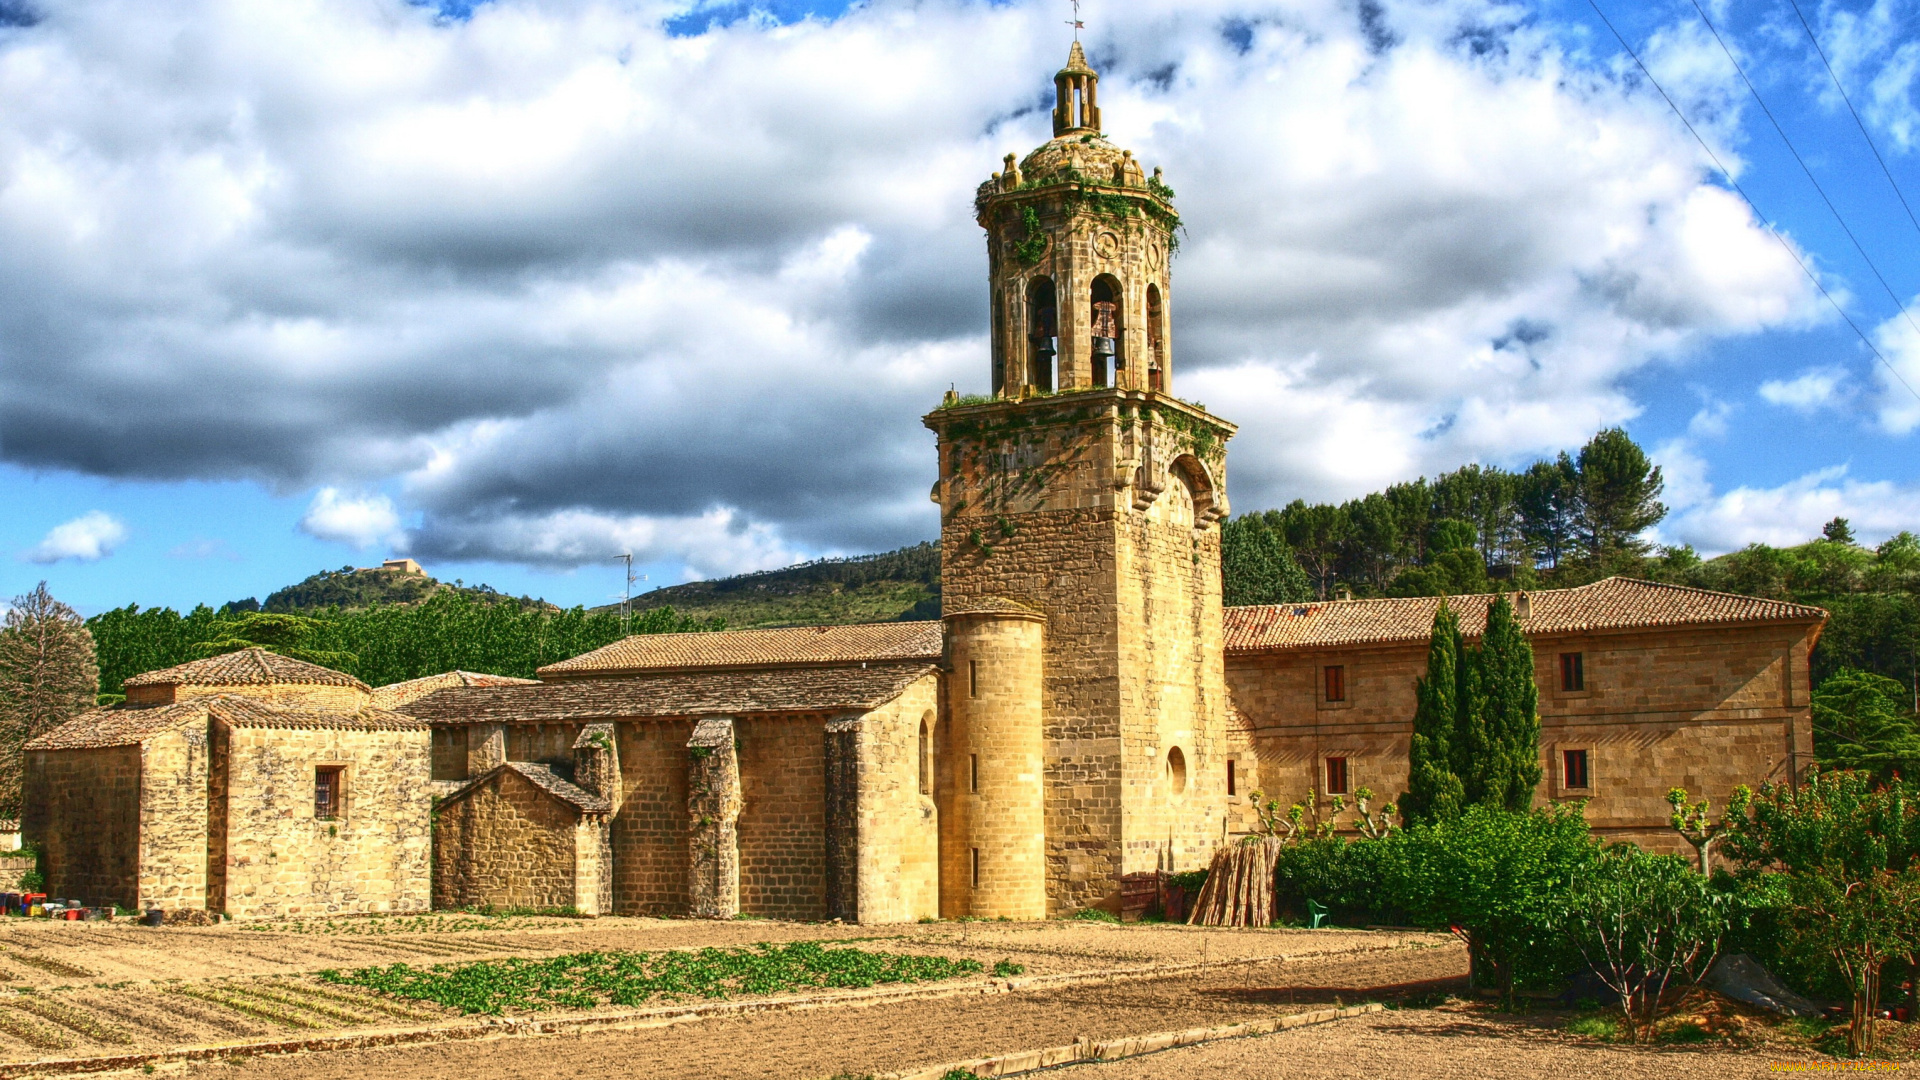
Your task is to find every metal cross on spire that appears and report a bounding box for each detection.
[1066,0,1084,41]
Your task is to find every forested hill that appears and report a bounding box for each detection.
[225,564,552,613]
[626,542,940,629]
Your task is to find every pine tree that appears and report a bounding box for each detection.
[1221,516,1313,607]
[1404,600,1467,823]
[1574,428,1666,565]
[0,583,100,815]
[1476,594,1542,811]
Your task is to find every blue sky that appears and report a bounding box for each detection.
[2,0,1917,614]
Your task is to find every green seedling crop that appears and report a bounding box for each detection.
[320,943,983,1015]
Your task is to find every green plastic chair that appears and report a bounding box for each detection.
[1306,899,1329,929]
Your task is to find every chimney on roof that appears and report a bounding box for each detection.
[1334,587,1353,602]
[1515,592,1532,621]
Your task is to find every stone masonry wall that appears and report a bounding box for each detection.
[433,769,579,911]
[941,615,1047,919]
[139,727,210,911]
[611,719,692,915]
[171,684,371,711]
[736,715,827,919]
[218,726,430,919]
[852,673,941,923]
[1227,621,1818,850]
[23,745,142,908]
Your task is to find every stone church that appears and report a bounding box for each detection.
[23,46,1825,922]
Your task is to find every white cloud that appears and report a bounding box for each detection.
[299,488,403,550]
[1873,299,1920,434]
[0,0,1819,563]
[416,506,802,581]
[1758,366,1849,411]
[23,510,127,563]
[1656,438,1920,553]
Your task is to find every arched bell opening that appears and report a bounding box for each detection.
[1090,275,1123,389]
[1027,277,1058,393]
[1145,284,1166,393]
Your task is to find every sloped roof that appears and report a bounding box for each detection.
[123,648,370,691]
[24,701,208,751]
[446,762,610,814]
[1224,577,1827,653]
[207,695,426,732]
[24,694,424,750]
[371,670,538,710]
[400,663,939,725]
[537,622,942,678]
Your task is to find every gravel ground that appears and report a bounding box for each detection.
[1077,1008,1822,1079]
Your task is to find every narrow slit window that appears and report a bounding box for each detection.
[1323,665,1347,703]
[1560,652,1585,692]
[314,766,345,820]
[1226,759,1237,797]
[1563,749,1590,790]
[971,848,981,888]
[1324,757,1348,796]
[970,659,979,698]
[969,753,979,793]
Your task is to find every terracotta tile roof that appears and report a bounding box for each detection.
[1224,577,1827,653]
[446,762,610,814]
[371,670,538,709]
[537,622,942,678]
[24,701,207,751]
[205,696,427,732]
[400,662,939,725]
[124,648,370,691]
[24,694,425,750]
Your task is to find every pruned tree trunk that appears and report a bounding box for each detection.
[1187,837,1284,927]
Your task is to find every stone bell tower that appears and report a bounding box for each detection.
[926,43,1237,918]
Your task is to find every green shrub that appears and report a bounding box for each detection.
[1565,1015,1618,1040]
[1070,907,1120,923]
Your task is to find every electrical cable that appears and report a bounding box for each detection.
[1783,0,1920,242]
[1686,0,1920,347]
[1583,0,1920,406]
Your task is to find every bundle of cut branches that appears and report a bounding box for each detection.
[1186,836,1284,927]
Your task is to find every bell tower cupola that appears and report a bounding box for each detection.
[974,43,1180,397]
[1054,41,1101,136]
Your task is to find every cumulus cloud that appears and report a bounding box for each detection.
[1759,366,1849,411]
[1874,300,1920,434]
[1665,463,1920,552]
[299,488,403,550]
[0,0,1820,568]
[23,510,127,563]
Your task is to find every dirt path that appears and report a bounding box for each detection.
[165,945,1472,1080]
[1076,1008,1818,1079]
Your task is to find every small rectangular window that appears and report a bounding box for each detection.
[1560,652,1585,692]
[970,659,979,699]
[1563,749,1590,790]
[1324,665,1347,703]
[971,847,981,888]
[1324,756,1348,796]
[969,753,979,793]
[1226,759,1237,797]
[314,766,345,820]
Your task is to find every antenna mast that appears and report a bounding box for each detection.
[613,553,638,635]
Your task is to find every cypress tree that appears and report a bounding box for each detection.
[1404,600,1467,823]
[1476,594,1542,811]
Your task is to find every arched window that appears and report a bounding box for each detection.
[1027,277,1057,392]
[1145,284,1165,393]
[1090,275,1123,388]
[918,713,934,795]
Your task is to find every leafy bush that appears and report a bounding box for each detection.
[1562,845,1735,1042]
[1070,907,1119,923]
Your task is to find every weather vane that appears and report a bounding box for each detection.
[1067,0,1084,41]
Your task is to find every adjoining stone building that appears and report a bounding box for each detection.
[23,649,431,917]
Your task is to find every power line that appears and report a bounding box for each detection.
[1583,0,1920,406]
[1783,0,1920,241]
[1685,0,1920,348]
